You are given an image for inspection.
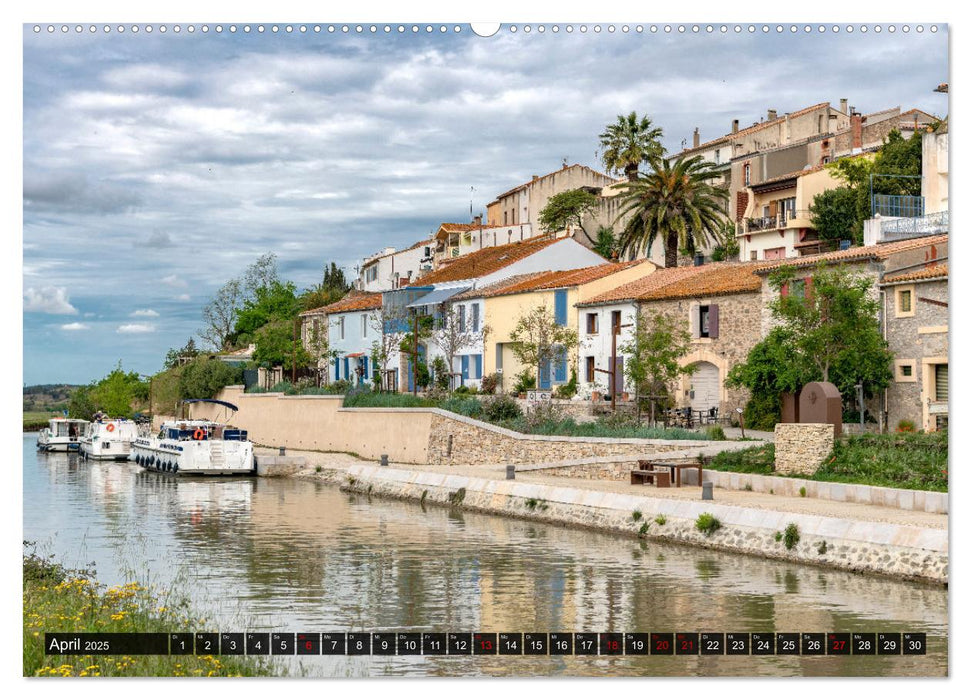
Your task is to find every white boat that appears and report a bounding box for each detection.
[131,399,254,476]
[79,418,140,461]
[37,418,89,452]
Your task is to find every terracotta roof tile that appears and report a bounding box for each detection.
[456,260,646,299]
[580,265,713,305]
[635,263,762,301]
[451,271,553,301]
[318,292,383,314]
[754,234,948,272]
[412,237,561,285]
[882,263,948,284]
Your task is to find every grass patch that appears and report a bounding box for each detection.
[695,513,721,536]
[654,515,667,526]
[631,510,643,522]
[782,523,800,550]
[24,411,58,431]
[705,432,948,492]
[638,522,650,536]
[23,544,274,677]
[342,391,439,409]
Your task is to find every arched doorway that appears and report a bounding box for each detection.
[689,361,720,413]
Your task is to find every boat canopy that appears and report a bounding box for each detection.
[181,398,239,412]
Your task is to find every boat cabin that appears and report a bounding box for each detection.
[159,421,248,442]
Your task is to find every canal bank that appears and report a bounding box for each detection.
[274,451,947,585]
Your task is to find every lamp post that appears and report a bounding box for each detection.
[735,406,745,439]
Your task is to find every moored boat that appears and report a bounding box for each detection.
[131,400,254,476]
[36,418,89,452]
[79,418,140,461]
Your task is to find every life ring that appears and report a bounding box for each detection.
[106,424,115,433]
[193,429,205,440]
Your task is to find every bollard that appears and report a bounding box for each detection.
[506,465,516,480]
[279,446,286,456]
[702,481,713,500]
[380,454,389,466]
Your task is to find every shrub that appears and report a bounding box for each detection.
[817,540,828,555]
[783,523,800,550]
[439,396,484,419]
[638,522,650,536]
[774,531,783,542]
[483,394,523,422]
[654,515,667,526]
[431,356,450,390]
[705,425,727,441]
[178,357,244,400]
[512,370,536,395]
[632,510,643,522]
[695,513,721,536]
[479,373,500,395]
[799,486,807,498]
[269,381,296,394]
[896,419,916,433]
[328,379,353,394]
[454,384,471,395]
[554,368,578,399]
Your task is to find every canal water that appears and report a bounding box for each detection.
[23,435,947,677]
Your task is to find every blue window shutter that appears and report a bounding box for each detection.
[474,354,482,379]
[554,346,567,382]
[554,290,567,325]
[539,358,552,389]
[343,358,349,381]
[461,355,470,380]
[334,357,340,381]
[363,356,369,379]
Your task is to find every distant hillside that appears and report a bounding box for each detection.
[23,384,80,413]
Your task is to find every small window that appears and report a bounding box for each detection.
[899,289,912,313]
[471,303,480,333]
[458,305,466,332]
[699,305,710,338]
[586,356,595,382]
[750,250,758,261]
[744,163,751,186]
[339,316,345,341]
[902,365,913,377]
[586,313,599,334]
[611,310,621,333]
[894,285,916,318]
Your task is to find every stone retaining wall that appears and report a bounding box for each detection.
[314,464,947,584]
[774,423,834,475]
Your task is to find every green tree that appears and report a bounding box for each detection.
[67,385,97,420]
[809,186,858,241]
[163,338,201,370]
[230,280,302,346]
[537,188,599,244]
[251,319,313,370]
[199,253,279,350]
[727,264,893,428]
[508,305,579,393]
[302,262,351,311]
[599,111,664,181]
[709,220,740,262]
[178,357,244,400]
[67,363,149,419]
[615,155,728,268]
[621,312,695,425]
[592,225,619,260]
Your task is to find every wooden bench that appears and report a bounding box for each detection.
[630,469,671,487]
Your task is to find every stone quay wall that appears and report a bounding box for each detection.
[774,423,835,475]
[317,464,947,584]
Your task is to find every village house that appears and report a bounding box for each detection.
[753,233,947,428]
[879,263,948,433]
[577,263,761,417]
[355,238,435,292]
[298,305,330,371]
[318,292,383,387]
[449,259,655,394]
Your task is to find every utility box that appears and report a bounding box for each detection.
[798,381,842,437]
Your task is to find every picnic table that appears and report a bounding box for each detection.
[637,459,703,488]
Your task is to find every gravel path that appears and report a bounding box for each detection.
[260,448,948,530]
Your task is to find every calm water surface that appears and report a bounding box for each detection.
[23,434,948,677]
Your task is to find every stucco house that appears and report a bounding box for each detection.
[319,292,383,386]
[355,238,435,292]
[880,263,948,432]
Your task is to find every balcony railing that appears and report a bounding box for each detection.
[872,194,924,219]
[743,210,813,233]
[880,211,949,241]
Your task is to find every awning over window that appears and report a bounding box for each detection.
[406,286,470,308]
[345,352,365,358]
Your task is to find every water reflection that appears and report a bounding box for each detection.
[24,435,947,677]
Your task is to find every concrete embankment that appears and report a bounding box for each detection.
[296,462,947,585]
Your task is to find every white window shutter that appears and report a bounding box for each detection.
[689,304,699,338]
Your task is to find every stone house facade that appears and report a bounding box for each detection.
[880,265,948,432]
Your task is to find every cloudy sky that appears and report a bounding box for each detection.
[22,23,948,385]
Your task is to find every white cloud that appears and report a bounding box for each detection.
[161,275,187,288]
[175,294,191,302]
[117,323,155,334]
[24,287,78,315]
[60,322,89,331]
[131,309,159,317]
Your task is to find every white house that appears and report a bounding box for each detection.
[321,292,384,386]
[356,238,435,292]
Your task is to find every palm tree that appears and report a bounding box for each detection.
[599,112,664,181]
[615,155,728,268]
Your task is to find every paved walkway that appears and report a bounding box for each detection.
[261,448,947,530]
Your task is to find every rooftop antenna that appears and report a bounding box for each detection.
[470,186,475,221]
[562,156,568,168]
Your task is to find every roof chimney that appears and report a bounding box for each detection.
[473,214,482,226]
[851,112,863,151]
[532,175,539,181]
[693,127,700,148]
[767,109,777,121]
[840,98,848,113]
[731,119,739,134]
